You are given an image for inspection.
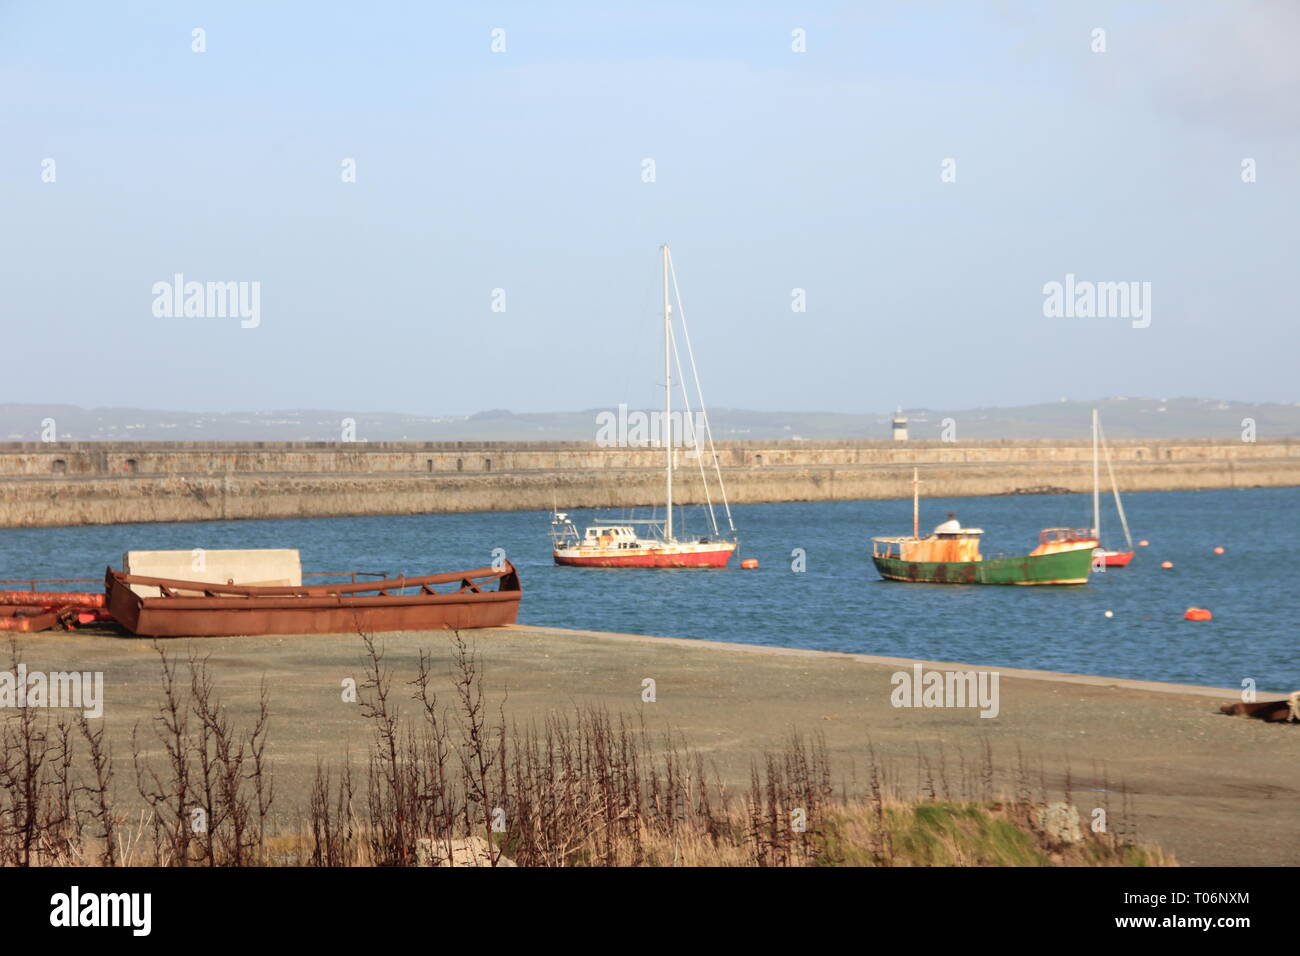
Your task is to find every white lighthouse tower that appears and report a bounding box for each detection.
[892,406,908,441]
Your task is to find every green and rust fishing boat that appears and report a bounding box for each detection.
[870,470,1097,586]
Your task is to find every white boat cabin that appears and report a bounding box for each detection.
[550,513,652,552]
[583,525,643,549]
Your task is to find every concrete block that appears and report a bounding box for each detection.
[123,548,302,597]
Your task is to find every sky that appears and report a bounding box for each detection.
[2,1,1297,416]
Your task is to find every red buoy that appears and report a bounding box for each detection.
[1213,546,1225,554]
[1184,607,1213,621]
[1160,560,1173,569]
[740,558,759,570]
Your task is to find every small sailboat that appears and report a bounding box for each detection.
[550,244,738,568]
[1091,408,1136,567]
[870,470,1096,585]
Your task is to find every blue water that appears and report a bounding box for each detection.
[2,488,1295,690]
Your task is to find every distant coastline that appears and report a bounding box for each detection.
[3,397,1299,442]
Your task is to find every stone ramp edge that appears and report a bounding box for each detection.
[500,624,1270,702]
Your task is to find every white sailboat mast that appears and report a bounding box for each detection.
[662,243,673,543]
[1092,407,1101,542]
[912,467,920,539]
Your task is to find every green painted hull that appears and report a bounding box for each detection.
[872,547,1094,585]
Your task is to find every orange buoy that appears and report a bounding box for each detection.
[1160,560,1173,569]
[1138,540,1149,547]
[1184,607,1213,621]
[740,558,759,569]
[1213,546,1225,554]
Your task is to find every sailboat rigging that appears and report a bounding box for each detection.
[1092,408,1136,567]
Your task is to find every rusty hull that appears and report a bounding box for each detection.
[106,563,521,637]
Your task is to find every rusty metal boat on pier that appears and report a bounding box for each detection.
[3,549,522,636]
[105,563,522,637]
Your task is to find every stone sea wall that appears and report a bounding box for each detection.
[0,439,1295,528]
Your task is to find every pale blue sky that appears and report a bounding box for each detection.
[2,1,1296,415]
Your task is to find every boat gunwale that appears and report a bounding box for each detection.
[132,589,521,611]
[106,563,517,598]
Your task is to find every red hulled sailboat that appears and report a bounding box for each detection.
[550,244,738,569]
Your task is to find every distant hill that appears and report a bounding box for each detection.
[1,398,1296,442]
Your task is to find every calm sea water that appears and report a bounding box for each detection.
[2,488,1295,690]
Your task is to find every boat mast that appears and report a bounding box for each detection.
[1092,407,1101,543]
[1099,418,1134,550]
[663,243,673,543]
[912,467,920,539]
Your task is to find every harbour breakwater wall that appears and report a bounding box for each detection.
[0,438,1296,528]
